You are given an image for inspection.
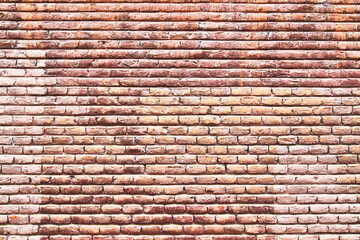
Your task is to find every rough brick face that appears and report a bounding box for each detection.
[1,0,360,239]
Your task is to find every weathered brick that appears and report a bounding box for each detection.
[2,2,360,239]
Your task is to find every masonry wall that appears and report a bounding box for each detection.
[1,1,360,239]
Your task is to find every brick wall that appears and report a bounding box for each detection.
[1,1,360,239]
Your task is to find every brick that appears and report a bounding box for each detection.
[3,3,360,239]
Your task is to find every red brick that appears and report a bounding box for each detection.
[3,3,360,239]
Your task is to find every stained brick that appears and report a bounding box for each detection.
[2,1,360,239]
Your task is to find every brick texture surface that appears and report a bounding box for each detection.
[1,0,360,239]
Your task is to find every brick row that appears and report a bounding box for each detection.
[1,194,360,205]
[3,3,360,13]
[40,195,360,205]
[4,69,360,78]
[36,224,360,235]
[4,12,360,22]
[2,224,360,236]
[1,86,359,96]
[2,163,360,175]
[2,135,360,145]
[4,70,360,79]
[4,31,360,41]
[1,115,360,126]
[1,154,357,164]
[27,203,360,214]
[3,22,360,31]
[3,202,360,213]
[1,107,360,117]
[2,77,360,87]
[2,126,360,136]
[2,144,360,155]
[2,235,359,240]
[37,185,360,194]
[4,214,360,226]
[3,60,360,69]
[1,96,359,106]
[3,50,360,60]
